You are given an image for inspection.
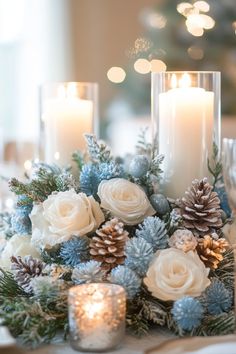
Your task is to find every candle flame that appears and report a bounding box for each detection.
[179,73,191,88]
[171,74,177,89]
[67,83,77,98]
[84,302,104,319]
[57,85,66,99]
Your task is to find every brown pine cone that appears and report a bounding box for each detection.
[90,218,129,271]
[176,178,222,234]
[11,255,45,293]
[196,235,229,269]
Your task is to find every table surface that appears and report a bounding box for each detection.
[5,331,236,354]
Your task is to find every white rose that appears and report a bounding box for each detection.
[144,248,210,301]
[0,234,41,270]
[97,178,155,225]
[30,189,104,249]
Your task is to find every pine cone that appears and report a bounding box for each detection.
[90,218,129,271]
[196,235,229,269]
[177,178,222,234]
[11,255,45,293]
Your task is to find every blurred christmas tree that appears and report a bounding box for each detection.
[121,0,236,114]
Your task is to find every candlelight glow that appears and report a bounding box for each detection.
[24,160,32,170]
[179,73,191,88]
[171,74,178,89]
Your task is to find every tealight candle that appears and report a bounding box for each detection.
[68,283,126,352]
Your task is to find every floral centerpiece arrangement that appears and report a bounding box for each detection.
[0,134,234,347]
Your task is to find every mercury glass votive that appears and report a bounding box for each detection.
[68,283,126,352]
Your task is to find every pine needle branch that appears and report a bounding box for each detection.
[72,150,85,172]
[207,142,222,188]
[0,268,25,297]
[84,134,112,163]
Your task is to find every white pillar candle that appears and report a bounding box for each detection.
[43,83,93,166]
[159,73,214,199]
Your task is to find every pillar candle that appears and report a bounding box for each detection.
[159,73,214,199]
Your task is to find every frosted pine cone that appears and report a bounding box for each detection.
[168,229,197,252]
[11,255,45,293]
[177,178,222,234]
[90,218,129,271]
[196,235,229,269]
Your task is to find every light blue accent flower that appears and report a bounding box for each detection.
[60,236,90,267]
[79,164,100,196]
[136,216,168,251]
[125,237,154,276]
[71,260,106,284]
[205,279,233,315]
[172,296,204,331]
[110,265,141,299]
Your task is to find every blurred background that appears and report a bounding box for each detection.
[0,0,236,206]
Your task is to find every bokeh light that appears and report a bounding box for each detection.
[194,1,210,13]
[188,46,204,60]
[134,59,151,74]
[107,67,126,83]
[150,59,167,72]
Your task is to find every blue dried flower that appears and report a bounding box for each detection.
[99,162,124,180]
[11,210,32,235]
[205,279,233,315]
[110,265,141,299]
[136,216,168,251]
[125,237,154,276]
[172,296,204,331]
[16,195,33,215]
[60,236,90,267]
[215,185,231,218]
[72,260,106,284]
[79,164,100,196]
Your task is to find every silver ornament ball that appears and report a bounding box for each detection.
[150,193,170,215]
[129,155,150,178]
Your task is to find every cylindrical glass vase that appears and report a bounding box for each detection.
[68,283,126,352]
[40,82,98,166]
[152,71,221,199]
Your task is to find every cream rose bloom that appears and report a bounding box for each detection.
[30,189,104,249]
[0,234,41,270]
[144,248,210,301]
[97,178,155,225]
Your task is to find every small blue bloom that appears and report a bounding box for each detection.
[125,237,153,276]
[99,162,124,180]
[110,265,141,299]
[205,279,233,315]
[11,210,32,235]
[136,216,168,251]
[80,164,100,196]
[172,296,204,331]
[72,260,106,284]
[60,237,90,267]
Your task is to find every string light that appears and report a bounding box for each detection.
[107,67,126,83]
[188,46,204,60]
[177,1,214,37]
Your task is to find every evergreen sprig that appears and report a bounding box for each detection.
[135,128,152,156]
[9,165,77,203]
[72,150,85,172]
[0,296,67,347]
[84,134,112,163]
[0,268,25,297]
[207,142,223,188]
